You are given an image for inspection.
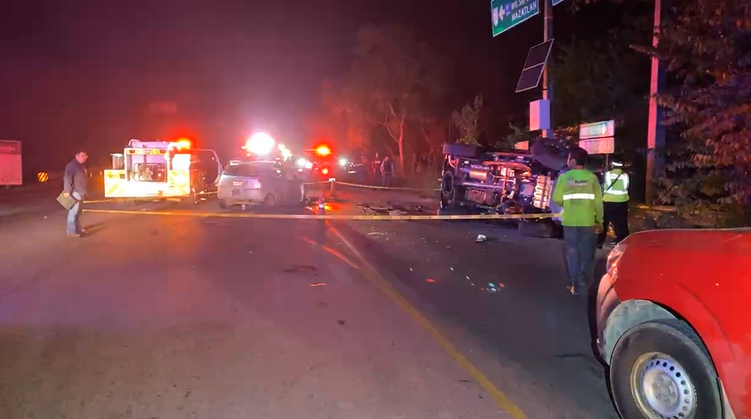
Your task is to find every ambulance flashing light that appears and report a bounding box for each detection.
[245,132,276,155]
[315,145,331,156]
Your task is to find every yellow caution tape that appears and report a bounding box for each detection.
[83,208,560,221]
[334,181,439,192]
[302,180,334,186]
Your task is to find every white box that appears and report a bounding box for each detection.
[529,99,551,131]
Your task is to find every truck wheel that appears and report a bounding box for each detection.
[440,173,458,209]
[218,199,229,209]
[609,319,722,419]
[442,143,479,158]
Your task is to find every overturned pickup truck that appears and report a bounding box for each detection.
[438,139,569,237]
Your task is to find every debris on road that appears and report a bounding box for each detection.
[475,234,487,243]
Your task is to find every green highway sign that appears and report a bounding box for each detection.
[579,120,615,139]
[491,0,540,37]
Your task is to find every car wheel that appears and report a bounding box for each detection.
[218,199,228,209]
[609,319,723,419]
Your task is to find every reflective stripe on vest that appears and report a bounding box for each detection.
[562,193,596,200]
[604,171,629,195]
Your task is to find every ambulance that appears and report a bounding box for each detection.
[104,139,222,203]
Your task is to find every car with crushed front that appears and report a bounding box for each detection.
[217,161,305,208]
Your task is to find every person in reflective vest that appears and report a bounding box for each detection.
[597,160,630,248]
[552,146,604,296]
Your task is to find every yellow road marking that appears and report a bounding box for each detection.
[83,208,558,221]
[326,224,531,419]
[300,236,361,269]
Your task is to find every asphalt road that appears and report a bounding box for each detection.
[0,187,618,419]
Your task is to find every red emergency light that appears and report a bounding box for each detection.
[172,138,192,150]
[315,145,331,156]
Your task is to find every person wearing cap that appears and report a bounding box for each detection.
[62,151,88,237]
[552,146,604,296]
[597,159,630,248]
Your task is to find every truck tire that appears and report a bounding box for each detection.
[531,137,568,170]
[609,319,722,419]
[442,143,479,158]
[440,173,460,209]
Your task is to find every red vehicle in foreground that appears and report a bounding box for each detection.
[595,228,751,419]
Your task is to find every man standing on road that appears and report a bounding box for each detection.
[597,159,630,248]
[63,151,88,237]
[371,153,382,186]
[380,156,394,187]
[552,147,604,296]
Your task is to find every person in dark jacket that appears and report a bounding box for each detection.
[380,156,394,187]
[371,153,382,186]
[63,151,88,237]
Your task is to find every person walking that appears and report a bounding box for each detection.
[597,159,630,248]
[380,156,394,187]
[552,147,604,296]
[63,151,88,237]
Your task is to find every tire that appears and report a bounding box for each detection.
[609,319,723,419]
[442,143,479,158]
[440,173,460,209]
[530,137,568,170]
[218,199,228,209]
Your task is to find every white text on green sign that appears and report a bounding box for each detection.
[579,120,615,139]
[491,0,539,37]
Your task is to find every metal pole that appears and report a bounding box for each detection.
[541,0,554,139]
[645,0,665,203]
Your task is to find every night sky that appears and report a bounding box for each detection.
[0,0,615,171]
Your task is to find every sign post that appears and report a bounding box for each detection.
[492,0,566,139]
[578,120,615,156]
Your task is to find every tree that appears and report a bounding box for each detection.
[451,95,483,145]
[324,23,450,172]
[551,37,648,148]
[321,79,371,150]
[643,0,751,219]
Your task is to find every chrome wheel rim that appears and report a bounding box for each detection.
[630,352,697,419]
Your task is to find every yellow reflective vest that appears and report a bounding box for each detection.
[602,169,630,203]
[552,168,604,227]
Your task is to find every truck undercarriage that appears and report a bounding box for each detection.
[439,141,569,237]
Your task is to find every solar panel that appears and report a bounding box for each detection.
[515,39,554,93]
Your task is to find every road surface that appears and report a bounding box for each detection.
[0,191,618,419]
